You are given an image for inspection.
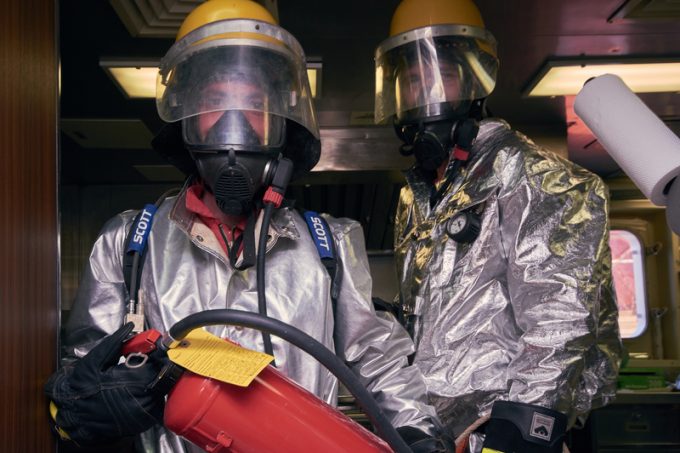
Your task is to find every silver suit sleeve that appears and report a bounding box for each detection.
[328,216,441,436]
[62,211,136,362]
[498,157,622,425]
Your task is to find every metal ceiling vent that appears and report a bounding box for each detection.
[110,0,278,38]
[110,0,201,38]
[609,0,680,22]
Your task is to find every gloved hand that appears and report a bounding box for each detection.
[397,426,455,453]
[481,401,567,453]
[45,322,169,445]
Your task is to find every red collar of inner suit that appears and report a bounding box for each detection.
[185,182,248,254]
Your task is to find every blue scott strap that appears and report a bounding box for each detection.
[125,204,158,254]
[302,210,341,307]
[303,211,334,260]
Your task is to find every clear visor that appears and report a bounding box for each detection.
[157,19,319,139]
[375,25,498,124]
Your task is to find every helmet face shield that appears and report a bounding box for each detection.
[375,24,498,124]
[157,19,319,140]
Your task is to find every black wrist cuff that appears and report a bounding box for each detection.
[484,401,567,451]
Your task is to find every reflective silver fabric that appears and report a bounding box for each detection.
[394,119,623,440]
[63,189,439,452]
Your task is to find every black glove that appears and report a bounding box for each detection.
[481,401,567,453]
[45,322,169,445]
[397,426,454,453]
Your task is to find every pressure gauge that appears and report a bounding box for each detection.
[446,210,481,243]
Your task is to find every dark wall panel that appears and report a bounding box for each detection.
[0,0,58,451]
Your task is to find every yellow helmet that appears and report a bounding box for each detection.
[177,0,277,42]
[375,0,498,125]
[156,0,321,177]
[390,0,485,37]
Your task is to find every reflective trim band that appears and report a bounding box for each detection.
[49,401,71,440]
[49,401,58,422]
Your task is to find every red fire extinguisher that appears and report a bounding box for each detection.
[164,367,392,453]
[122,314,398,453]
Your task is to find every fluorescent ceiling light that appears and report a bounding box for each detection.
[307,61,323,99]
[107,67,159,98]
[101,58,321,99]
[100,59,160,99]
[524,58,680,97]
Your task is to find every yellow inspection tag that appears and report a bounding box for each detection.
[167,329,274,387]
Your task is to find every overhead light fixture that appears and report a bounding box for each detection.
[101,58,322,99]
[608,0,680,22]
[307,60,323,99]
[100,58,160,99]
[523,57,680,97]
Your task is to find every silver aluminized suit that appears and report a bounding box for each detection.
[394,119,623,440]
[63,185,439,452]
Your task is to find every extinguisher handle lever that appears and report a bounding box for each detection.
[120,328,183,396]
[121,329,163,356]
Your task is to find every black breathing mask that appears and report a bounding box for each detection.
[186,110,285,216]
[394,100,484,175]
[395,119,458,172]
[194,149,278,215]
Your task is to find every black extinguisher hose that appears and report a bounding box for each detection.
[165,309,412,453]
[256,158,294,361]
[256,202,276,359]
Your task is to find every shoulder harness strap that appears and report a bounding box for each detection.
[122,186,181,297]
[124,206,343,313]
[302,211,342,310]
[123,204,158,298]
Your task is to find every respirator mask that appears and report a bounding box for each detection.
[394,101,472,172]
[184,108,286,216]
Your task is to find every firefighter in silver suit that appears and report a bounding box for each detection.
[374,1,623,452]
[45,1,448,451]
